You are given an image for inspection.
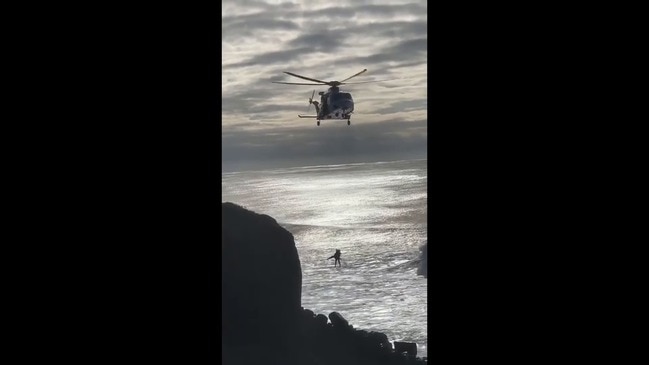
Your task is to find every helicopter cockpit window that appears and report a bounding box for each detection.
[330,93,353,102]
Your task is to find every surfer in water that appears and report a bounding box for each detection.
[328,249,342,267]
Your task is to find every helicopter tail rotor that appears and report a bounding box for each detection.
[307,90,315,112]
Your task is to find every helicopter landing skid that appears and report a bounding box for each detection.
[298,115,350,126]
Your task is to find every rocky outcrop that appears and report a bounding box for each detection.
[221,202,427,364]
[294,309,426,365]
[417,242,427,278]
[221,202,302,349]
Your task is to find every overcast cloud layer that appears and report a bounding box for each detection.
[222,0,427,171]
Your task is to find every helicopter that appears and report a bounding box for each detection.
[272,69,381,126]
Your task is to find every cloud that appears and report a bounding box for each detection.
[223,47,315,68]
[287,30,347,52]
[222,18,300,41]
[222,0,427,168]
[222,119,427,171]
[372,99,428,114]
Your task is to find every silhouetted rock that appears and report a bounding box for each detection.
[296,308,424,365]
[315,313,329,327]
[394,341,418,357]
[417,242,427,278]
[329,311,350,330]
[221,202,427,364]
[303,308,315,319]
[221,202,302,350]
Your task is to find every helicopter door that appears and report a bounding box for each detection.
[327,93,354,119]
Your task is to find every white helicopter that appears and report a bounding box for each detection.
[272,69,384,126]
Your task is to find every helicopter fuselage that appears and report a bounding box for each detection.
[319,86,354,120]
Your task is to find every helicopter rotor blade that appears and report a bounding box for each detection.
[283,71,330,84]
[272,81,325,85]
[340,79,396,84]
[339,69,368,83]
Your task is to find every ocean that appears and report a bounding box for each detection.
[222,158,428,358]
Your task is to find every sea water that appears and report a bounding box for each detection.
[222,159,428,358]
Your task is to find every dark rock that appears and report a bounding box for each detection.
[315,314,328,327]
[369,331,388,344]
[394,341,417,357]
[369,331,393,352]
[221,202,302,348]
[303,308,315,319]
[417,242,427,278]
[329,311,349,329]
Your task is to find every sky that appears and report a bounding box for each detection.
[222,0,427,172]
